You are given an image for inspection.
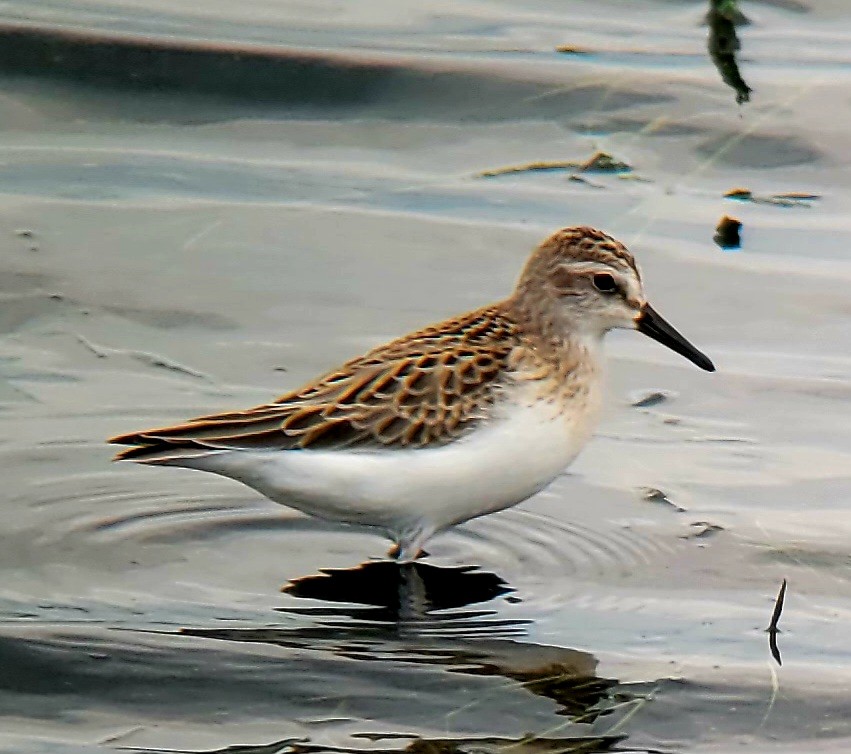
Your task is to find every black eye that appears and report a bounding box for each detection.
[593,273,618,294]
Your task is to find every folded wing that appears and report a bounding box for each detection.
[109,305,518,462]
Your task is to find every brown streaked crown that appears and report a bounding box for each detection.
[515,226,639,289]
[507,226,641,343]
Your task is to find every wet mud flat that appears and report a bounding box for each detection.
[1,1,851,752]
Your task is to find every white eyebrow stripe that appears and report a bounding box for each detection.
[560,261,614,273]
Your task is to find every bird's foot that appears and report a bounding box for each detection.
[386,542,430,561]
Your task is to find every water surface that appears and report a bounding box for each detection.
[1,1,851,752]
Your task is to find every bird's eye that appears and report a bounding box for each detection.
[593,273,618,294]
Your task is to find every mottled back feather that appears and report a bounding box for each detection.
[110,304,521,459]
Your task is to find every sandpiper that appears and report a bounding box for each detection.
[109,226,714,561]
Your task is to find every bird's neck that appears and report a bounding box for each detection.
[506,294,601,354]
[502,296,603,392]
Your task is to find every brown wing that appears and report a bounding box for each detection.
[109,304,519,461]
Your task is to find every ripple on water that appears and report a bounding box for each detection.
[6,419,683,637]
[441,507,678,584]
[12,473,252,535]
[15,463,681,614]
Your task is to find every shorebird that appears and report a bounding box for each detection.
[109,226,714,561]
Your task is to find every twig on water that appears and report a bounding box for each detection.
[766,578,787,666]
[707,0,752,104]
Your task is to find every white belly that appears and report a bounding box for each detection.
[181,382,599,531]
[186,386,602,536]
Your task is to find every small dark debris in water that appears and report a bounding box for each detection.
[617,173,653,183]
[725,187,820,207]
[73,332,213,380]
[682,521,724,539]
[13,228,40,252]
[709,0,749,25]
[476,151,631,179]
[577,150,631,173]
[75,333,109,359]
[294,735,627,754]
[688,434,755,445]
[567,174,604,189]
[714,214,742,251]
[48,293,64,301]
[766,578,787,666]
[775,192,821,201]
[630,389,676,408]
[555,45,590,55]
[504,594,523,603]
[706,0,752,104]
[477,160,579,178]
[273,366,288,372]
[194,736,306,753]
[640,487,686,513]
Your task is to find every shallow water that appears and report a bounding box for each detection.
[1,1,851,752]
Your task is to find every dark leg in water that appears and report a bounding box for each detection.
[386,542,430,560]
[387,522,435,562]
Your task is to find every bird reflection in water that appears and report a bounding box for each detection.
[282,560,515,624]
[176,561,641,754]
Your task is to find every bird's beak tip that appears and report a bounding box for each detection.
[697,355,716,373]
[637,303,715,373]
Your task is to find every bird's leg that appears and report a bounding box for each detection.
[389,523,435,563]
[386,543,431,560]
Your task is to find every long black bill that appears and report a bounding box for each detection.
[637,304,715,372]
